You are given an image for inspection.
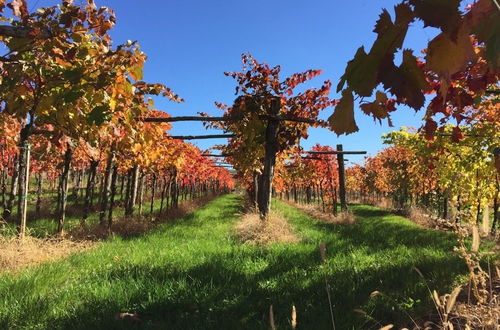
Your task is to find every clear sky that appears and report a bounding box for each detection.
[33,0,442,164]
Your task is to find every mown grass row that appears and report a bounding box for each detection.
[0,194,468,329]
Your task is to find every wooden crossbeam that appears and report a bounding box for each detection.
[304,150,366,155]
[168,134,235,140]
[213,165,233,168]
[435,133,485,137]
[201,153,233,157]
[146,116,237,123]
[300,156,350,161]
[144,115,320,124]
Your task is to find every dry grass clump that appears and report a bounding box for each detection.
[286,201,357,225]
[406,206,441,229]
[0,236,95,273]
[234,211,300,245]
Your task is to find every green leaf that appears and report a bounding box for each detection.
[63,68,84,84]
[337,47,377,96]
[473,12,500,68]
[409,0,461,34]
[87,105,111,126]
[62,90,85,103]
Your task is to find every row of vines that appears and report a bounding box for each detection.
[0,0,234,238]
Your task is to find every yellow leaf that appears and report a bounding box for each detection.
[328,89,358,135]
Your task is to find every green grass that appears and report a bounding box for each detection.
[0,194,468,329]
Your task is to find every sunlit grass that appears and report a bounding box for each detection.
[0,195,471,329]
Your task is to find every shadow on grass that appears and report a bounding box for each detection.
[0,197,466,330]
[46,249,464,330]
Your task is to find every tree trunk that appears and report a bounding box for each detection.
[82,160,98,224]
[257,98,280,220]
[119,175,125,201]
[126,165,140,216]
[0,154,7,213]
[492,196,498,235]
[150,173,157,214]
[171,168,178,208]
[138,172,145,216]
[35,172,43,218]
[159,178,167,213]
[16,123,32,239]
[99,150,115,225]
[107,165,118,232]
[72,168,82,200]
[3,154,19,219]
[57,145,73,235]
[17,144,30,238]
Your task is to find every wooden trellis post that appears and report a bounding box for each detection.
[336,144,347,211]
[305,147,366,211]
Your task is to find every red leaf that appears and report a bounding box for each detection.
[424,119,437,140]
[451,126,464,142]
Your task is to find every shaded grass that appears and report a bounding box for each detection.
[0,195,467,329]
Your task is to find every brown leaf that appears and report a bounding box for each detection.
[445,286,462,314]
[379,325,394,330]
[328,89,358,135]
[426,25,477,79]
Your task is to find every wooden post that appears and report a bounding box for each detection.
[17,142,30,239]
[108,165,118,231]
[99,150,115,224]
[257,98,280,220]
[336,144,347,211]
[82,160,98,224]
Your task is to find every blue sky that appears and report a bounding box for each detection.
[35,0,442,164]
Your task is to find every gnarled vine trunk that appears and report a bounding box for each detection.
[257,98,280,220]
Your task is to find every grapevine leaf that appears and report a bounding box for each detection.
[426,25,477,80]
[424,119,437,140]
[409,0,461,35]
[370,3,414,59]
[360,91,391,122]
[63,68,85,84]
[451,126,464,142]
[472,12,500,68]
[87,105,111,126]
[336,46,377,96]
[338,3,413,97]
[63,90,85,103]
[328,89,358,135]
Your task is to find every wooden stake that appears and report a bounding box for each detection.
[336,144,347,211]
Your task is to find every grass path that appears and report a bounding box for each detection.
[0,194,466,329]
